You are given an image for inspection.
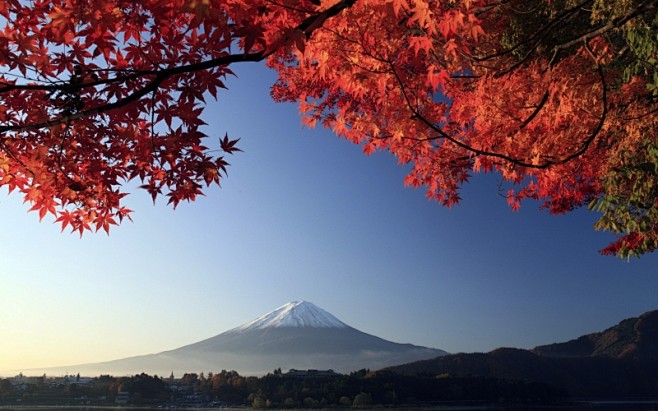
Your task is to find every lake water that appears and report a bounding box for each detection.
[2,404,658,411]
[339,405,658,411]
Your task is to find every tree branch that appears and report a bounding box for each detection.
[389,59,607,170]
[550,0,658,65]
[471,0,593,64]
[0,0,357,134]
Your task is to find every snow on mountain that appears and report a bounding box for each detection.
[29,300,448,376]
[234,300,348,331]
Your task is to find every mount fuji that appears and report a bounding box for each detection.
[33,301,448,376]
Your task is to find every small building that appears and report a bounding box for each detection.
[285,369,339,377]
[115,390,130,404]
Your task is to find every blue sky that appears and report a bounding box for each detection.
[1,62,656,376]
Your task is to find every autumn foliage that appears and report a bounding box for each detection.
[0,0,656,257]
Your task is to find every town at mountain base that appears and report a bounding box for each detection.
[8,307,658,405]
[383,310,658,398]
[1,368,567,408]
[21,303,658,399]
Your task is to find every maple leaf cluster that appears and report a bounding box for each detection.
[0,0,656,258]
[268,0,657,258]
[0,0,332,235]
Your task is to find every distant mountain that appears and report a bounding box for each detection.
[532,310,658,360]
[31,301,447,376]
[383,310,658,398]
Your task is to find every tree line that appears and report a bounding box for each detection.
[0,369,566,408]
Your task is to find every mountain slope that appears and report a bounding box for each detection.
[30,301,447,376]
[383,347,658,398]
[384,310,658,398]
[233,300,348,330]
[532,310,658,360]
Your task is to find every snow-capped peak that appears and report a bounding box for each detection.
[233,301,348,331]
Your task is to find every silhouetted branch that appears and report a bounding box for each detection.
[0,0,357,134]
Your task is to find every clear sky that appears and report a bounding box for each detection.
[1,62,656,376]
